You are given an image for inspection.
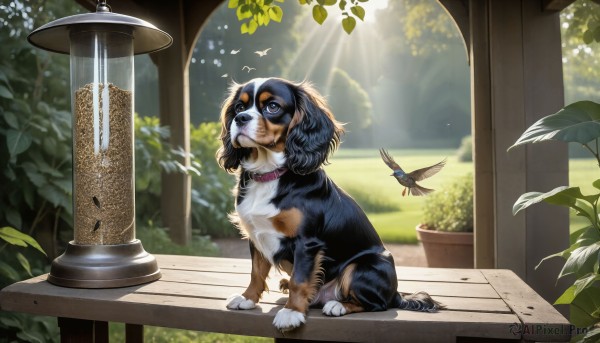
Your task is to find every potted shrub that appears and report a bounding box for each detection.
[417,173,474,268]
[509,101,600,342]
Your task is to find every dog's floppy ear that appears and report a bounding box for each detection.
[285,82,344,175]
[216,83,251,173]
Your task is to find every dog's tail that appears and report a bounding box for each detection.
[393,291,444,312]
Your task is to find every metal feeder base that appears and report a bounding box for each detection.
[47,240,161,288]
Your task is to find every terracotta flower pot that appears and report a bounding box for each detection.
[416,224,474,268]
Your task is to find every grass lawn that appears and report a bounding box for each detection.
[325,148,599,244]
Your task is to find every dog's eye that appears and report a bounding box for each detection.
[234,103,245,114]
[265,102,280,114]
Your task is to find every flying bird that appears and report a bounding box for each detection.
[379,148,446,196]
[221,73,229,78]
[242,66,256,73]
[230,49,241,55]
[254,48,271,57]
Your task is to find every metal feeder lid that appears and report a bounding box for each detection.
[28,1,172,55]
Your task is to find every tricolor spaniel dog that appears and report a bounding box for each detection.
[217,77,442,332]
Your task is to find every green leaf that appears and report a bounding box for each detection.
[0,227,46,256]
[0,84,13,99]
[0,261,20,281]
[582,327,600,342]
[228,0,239,9]
[512,187,568,215]
[554,284,576,305]
[39,184,66,208]
[535,249,569,270]
[338,0,347,10]
[323,0,336,5]
[351,5,365,21]
[6,129,33,158]
[508,101,600,149]
[269,5,283,22]
[5,207,22,229]
[594,26,600,43]
[3,111,19,129]
[569,287,600,328]
[241,19,258,34]
[559,243,600,279]
[593,179,600,190]
[16,252,33,277]
[583,29,594,44]
[342,16,356,34]
[237,5,252,20]
[573,273,600,298]
[312,4,328,25]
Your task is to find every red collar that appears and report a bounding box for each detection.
[249,168,288,182]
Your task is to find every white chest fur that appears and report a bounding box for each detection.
[236,179,284,264]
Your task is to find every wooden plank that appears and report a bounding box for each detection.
[141,273,499,301]
[542,0,576,11]
[482,269,570,342]
[136,280,506,313]
[398,280,499,298]
[156,255,489,283]
[1,281,522,343]
[157,255,252,273]
[395,267,488,283]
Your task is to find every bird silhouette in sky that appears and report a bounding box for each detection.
[254,48,271,57]
[242,66,256,73]
[379,148,446,196]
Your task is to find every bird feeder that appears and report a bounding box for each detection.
[28,1,172,288]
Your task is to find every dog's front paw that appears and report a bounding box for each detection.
[226,294,256,310]
[273,308,305,332]
[322,300,347,317]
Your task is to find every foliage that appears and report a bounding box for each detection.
[0,313,59,343]
[134,117,237,238]
[137,225,219,257]
[456,135,472,162]
[110,323,271,343]
[0,227,45,281]
[229,0,370,35]
[0,0,80,261]
[561,1,600,103]
[327,68,373,147]
[190,122,238,238]
[422,173,473,232]
[509,101,600,342]
[134,115,202,226]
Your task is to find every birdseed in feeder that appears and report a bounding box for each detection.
[73,83,135,245]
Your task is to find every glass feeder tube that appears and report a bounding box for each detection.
[70,28,135,245]
[28,1,171,288]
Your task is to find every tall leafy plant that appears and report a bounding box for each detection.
[509,101,600,342]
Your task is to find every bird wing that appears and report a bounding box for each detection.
[410,158,447,181]
[379,148,403,172]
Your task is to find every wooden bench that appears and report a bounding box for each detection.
[0,255,572,342]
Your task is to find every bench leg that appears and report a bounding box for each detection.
[126,323,144,343]
[58,317,108,343]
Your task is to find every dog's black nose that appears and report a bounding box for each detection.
[234,113,252,126]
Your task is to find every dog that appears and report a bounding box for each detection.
[217,77,442,332]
